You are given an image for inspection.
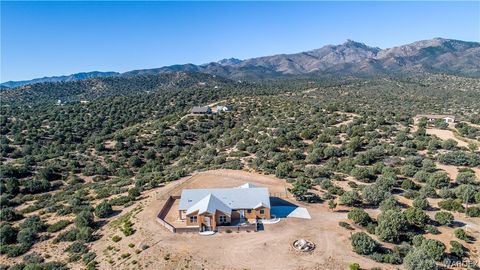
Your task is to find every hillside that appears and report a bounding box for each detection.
[124,38,480,79]
[1,72,119,89]
[1,75,480,269]
[3,38,479,89]
[0,72,239,106]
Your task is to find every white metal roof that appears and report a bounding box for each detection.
[237,183,257,189]
[186,194,232,215]
[179,185,270,212]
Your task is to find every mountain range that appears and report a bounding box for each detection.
[2,38,479,88]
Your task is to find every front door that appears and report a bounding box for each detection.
[204,216,211,231]
[239,210,245,219]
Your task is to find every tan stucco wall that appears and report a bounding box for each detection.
[186,208,270,228]
[243,207,270,221]
[215,210,231,225]
[186,210,200,227]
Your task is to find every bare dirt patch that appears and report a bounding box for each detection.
[426,128,469,147]
[90,169,391,270]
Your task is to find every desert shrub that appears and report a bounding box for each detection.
[412,235,425,247]
[438,199,464,212]
[112,235,122,242]
[66,241,87,254]
[420,239,445,261]
[76,227,94,243]
[0,207,23,222]
[362,184,389,206]
[0,224,18,245]
[2,244,31,257]
[403,248,437,270]
[405,207,429,228]
[20,216,46,233]
[23,252,44,264]
[349,263,360,270]
[465,206,480,217]
[419,184,437,198]
[434,211,454,226]
[351,232,377,255]
[438,151,480,167]
[121,220,134,236]
[75,211,94,228]
[414,170,430,183]
[401,179,418,190]
[54,228,79,243]
[412,197,430,210]
[456,171,476,184]
[375,210,407,243]
[427,172,450,189]
[94,201,113,218]
[47,220,71,233]
[379,196,400,211]
[339,222,354,230]
[351,167,376,182]
[340,190,360,206]
[23,179,50,194]
[425,225,440,235]
[401,165,418,177]
[449,241,466,258]
[16,228,36,247]
[109,196,132,206]
[82,252,96,264]
[347,208,371,226]
[454,228,469,241]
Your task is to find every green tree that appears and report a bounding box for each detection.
[275,162,293,178]
[0,224,18,245]
[420,239,446,261]
[94,201,113,218]
[403,248,437,270]
[350,232,377,255]
[412,197,430,210]
[405,207,429,228]
[340,190,360,206]
[17,228,36,246]
[289,178,312,201]
[427,172,451,189]
[20,216,46,233]
[434,211,454,226]
[375,210,407,243]
[0,207,23,222]
[347,208,371,226]
[75,211,94,228]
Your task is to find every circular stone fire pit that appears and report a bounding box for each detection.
[292,239,315,252]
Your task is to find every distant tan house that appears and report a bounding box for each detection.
[415,114,455,124]
[178,183,270,232]
[191,106,212,115]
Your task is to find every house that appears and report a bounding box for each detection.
[416,114,455,124]
[178,183,271,232]
[191,106,212,115]
[216,105,233,112]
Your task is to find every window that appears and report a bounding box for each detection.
[219,216,227,223]
[259,209,265,215]
[189,216,197,223]
[247,209,252,214]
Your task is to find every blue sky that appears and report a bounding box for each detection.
[1,1,479,82]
